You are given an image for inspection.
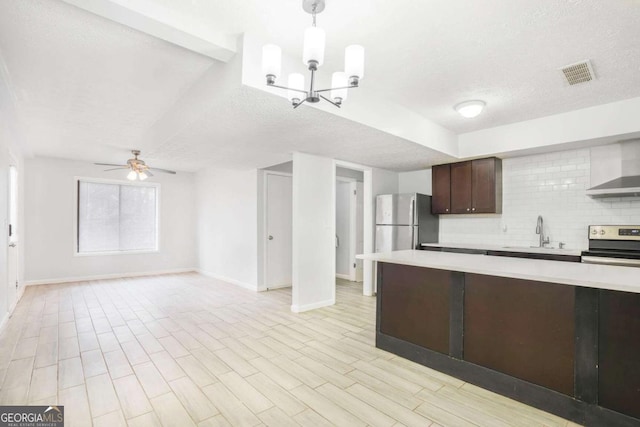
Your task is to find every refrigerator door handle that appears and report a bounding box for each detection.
[410,198,416,226]
[410,198,416,249]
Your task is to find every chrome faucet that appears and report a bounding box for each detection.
[535,215,550,247]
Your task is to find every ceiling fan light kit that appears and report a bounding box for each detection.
[261,0,364,109]
[95,150,177,180]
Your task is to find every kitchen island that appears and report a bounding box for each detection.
[357,250,640,427]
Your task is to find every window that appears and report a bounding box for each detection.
[77,179,158,254]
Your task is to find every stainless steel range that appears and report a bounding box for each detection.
[582,225,640,267]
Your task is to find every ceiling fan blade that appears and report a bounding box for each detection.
[145,170,154,177]
[148,167,177,174]
[103,167,130,171]
[95,162,127,167]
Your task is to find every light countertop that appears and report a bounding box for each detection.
[357,250,640,294]
[420,242,583,257]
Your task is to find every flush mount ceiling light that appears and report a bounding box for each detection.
[261,0,364,109]
[455,100,486,118]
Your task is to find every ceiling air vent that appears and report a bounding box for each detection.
[560,60,596,86]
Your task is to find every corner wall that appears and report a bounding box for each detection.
[291,153,336,312]
[196,167,259,290]
[23,157,197,284]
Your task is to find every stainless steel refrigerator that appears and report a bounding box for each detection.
[375,193,439,252]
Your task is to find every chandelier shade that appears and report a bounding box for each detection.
[303,27,326,66]
[345,45,365,80]
[262,44,282,78]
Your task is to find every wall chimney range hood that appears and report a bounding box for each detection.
[587,140,640,198]
[586,175,640,198]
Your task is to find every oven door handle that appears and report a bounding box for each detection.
[582,256,640,267]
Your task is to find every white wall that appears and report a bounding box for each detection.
[24,157,197,283]
[402,145,640,250]
[196,167,259,290]
[398,169,432,195]
[336,181,351,277]
[292,152,335,312]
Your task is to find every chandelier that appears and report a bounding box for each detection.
[261,0,364,108]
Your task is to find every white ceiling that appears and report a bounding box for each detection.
[1,0,639,172]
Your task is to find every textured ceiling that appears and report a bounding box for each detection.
[148,0,640,133]
[1,0,639,172]
[0,0,214,165]
[144,85,455,172]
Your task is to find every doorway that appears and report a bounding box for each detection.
[7,163,18,311]
[335,167,365,294]
[264,172,293,290]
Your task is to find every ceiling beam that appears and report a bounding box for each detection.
[60,0,236,62]
[240,33,460,159]
[458,97,640,159]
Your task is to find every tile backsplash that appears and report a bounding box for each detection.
[439,148,640,250]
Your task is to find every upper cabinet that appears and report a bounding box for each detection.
[472,157,502,213]
[451,162,473,213]
[431,157,502,215]
[431,164,452,214]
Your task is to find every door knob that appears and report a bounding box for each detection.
[466,208,470,212]
[268,235,274,240]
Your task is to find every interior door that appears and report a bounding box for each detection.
[266,174,292,288]
[335,181,351,277]
[7,165,18,307]
[355,181,364,282]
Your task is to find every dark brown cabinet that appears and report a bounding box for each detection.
[431,157,502,214]
[376,262,640,426]
[598,290,640,419]
[431,164,451,214]
[472,157,502,213]
[379,263,451,355]
[450,161,473,213]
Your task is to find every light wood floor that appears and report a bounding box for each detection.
[0,273,581,427]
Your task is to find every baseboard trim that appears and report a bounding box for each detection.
[7,285,25,313]
[291,298,335,313]
[336,273,353,281]
[197,269,257,292]
[258,283,292,292]
[0,312,9,334]
[0,285,26,334]
[25,268,197,286]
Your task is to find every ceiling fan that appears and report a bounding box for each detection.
[95,150,176,181]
